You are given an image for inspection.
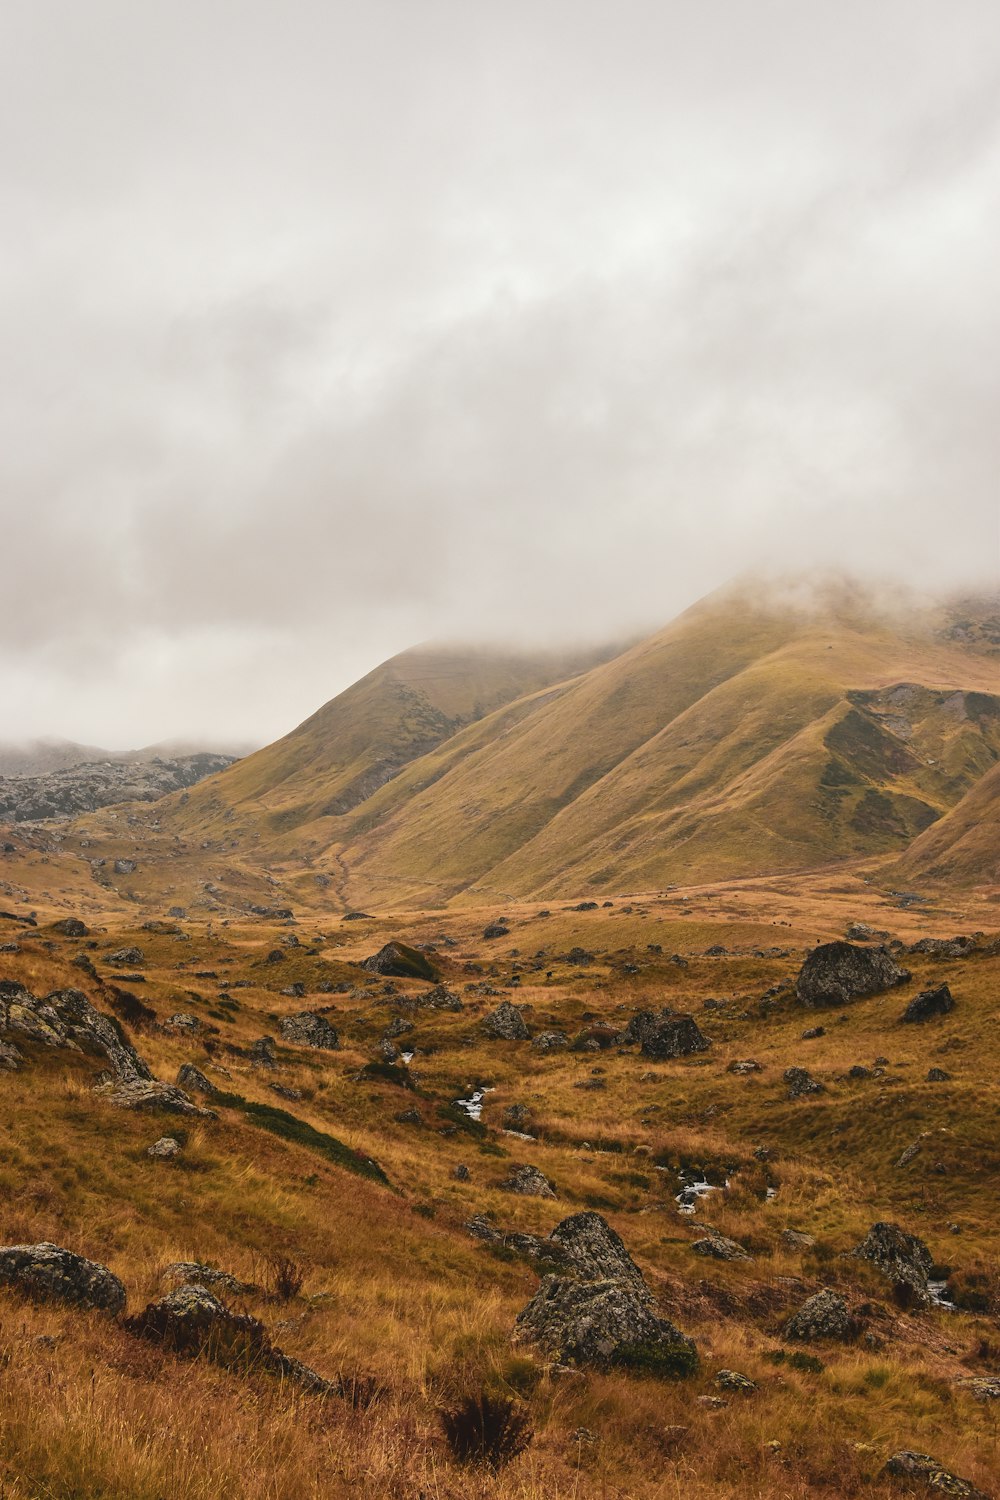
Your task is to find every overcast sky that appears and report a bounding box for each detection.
[1,1,998,749]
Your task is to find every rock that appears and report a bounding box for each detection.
[546,1212,652,1297]
[0,1242,126,1314]
[531,1030,569,1052]
[697,1395,728,1409]
[483,921,510,940]
[279,1012,340,1049]
[784,1289,855,1342]
[167,1013,201,1033]
[926,1067,951,1082]
[727,1059,763,1074]
[420,984,463,1011]
[901,985,955,1024]
[781,1229,816,1251]
[515,1276,697,1376]
[52,917,89,937]
[176,1063,218,1095]
[483,1000,530,1040]
[268,1083,302,1101]
[341,910,374,921]
[161,1262,258,1297]
[147,1137,180,1158]
[626,1010,710,1060]
[453,1164,471,1182]
[845,922,890,942]
[715,1369,757,1393]
[101,1080,215,1117]
[500,1164,557,1198]
[113,859,137,876]
[1,983,153,1083]
[502,1102,532,1130]
[796,942,910,1009]
[882,1451,988,1499]
[896,1141,923,1167]
[691,1228,752,1262]
[960,1377,1000,1402]
[124,1283,339,1395]
[848,1064,873,1079]
[361,942,439,982]
[801,1026,825,1040]
[0,1039,24,1070]
[784,1066,824,1098]
[906,935,980,959]
[250,1036,277,1068]
[852,1222,933,1304]
[106,946,144,966]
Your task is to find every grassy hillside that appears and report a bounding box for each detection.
[890,760,1000,887]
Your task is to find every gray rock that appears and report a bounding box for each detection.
[161,1262,258,1297]
[500,1164,557,1198]
[901,985,955,1024]
[926,1067,951,1082]
[176,1063,218,1095]
[279,1011,340,1049]
[100,1079,214,1116]
[784,1066,824,1098]
[852,1221,933,1304]
[1,983,153,1083]
[0,1242,126,1315]
[727,1059,763,1074]
[882,1451,988,1499]
[781,1229,816,1251]
[52,917,89,937]
[715,1369,757,1392]
[515,1275,697,1375]
[783,1288,855,1342]
[106,946,144,966]
[483,1000,530,1040]
[361,942,439,981]
[531,1030,569,1052]
[0,1038,24,1070]
[147,1137,180,1158]
[250,1036,277,1068]
[796,942,910,1008]
[691,1228,752,1262]
[625,1010,710,1060]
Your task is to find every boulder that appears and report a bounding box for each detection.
[900,985,955,1024]
[52,917,89,937]
[548,1211,652,1298]
[1,983,153,1083]
[691,1228,752,1262]
[727,1059,763,1074]
[279,1011,340,1049]
[0,1039,24,1070]
[624,1010,710,1059]
[483,1000,530,1040]
[883,1451,988,1499]
[101,1080,215,1116]
[784,1067,824,1099]
[783,1288,855,1342]
[715,1369,757,1393]
[0,1242,126,1315]
[147,1137,180,1158]
[106,947,145,966]
[483,922,510,940]
[249,1036,277,1068]
[795,942,910,1008]
[361,942,439,982]
[515,1275,696,1375]
[852,1222,933,1304]
[500,1164,557,1199]
[176,1063,218,1095]
[531,1030,568,1052]
[161,1262,258,1297]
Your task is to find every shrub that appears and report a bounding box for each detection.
[266,1254,305,1302]
[440,1390,533,1470]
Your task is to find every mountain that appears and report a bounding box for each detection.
[0,753,239,823]
[0,738,254,779]
[890,760,1000,887]
[132,579,999,908]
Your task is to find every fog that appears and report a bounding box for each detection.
[1,1,998,748]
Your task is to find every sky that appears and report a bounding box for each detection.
[1,0,998,749]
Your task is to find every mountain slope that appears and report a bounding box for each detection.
[890,760,1000,887]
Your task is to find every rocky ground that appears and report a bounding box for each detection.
[0,881,998,1498]
[0,752,236,823]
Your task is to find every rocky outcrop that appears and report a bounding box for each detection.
[784,1066,824,1098]
[483,1000,530,1040]
[514,1211,697,1376]
[0,752,235,823]
[52,917,89,937]
[147,1137,180,1158]
[883,1451,989,1499]
[176,1063,218,1095]
[852,1222,933,1304]
[500,1164,557,1198]
[0,982,152,1082]
[625,1010,710,1060]
[161,1262,258,1297]
[531,1030,568,1052]
[900,985,955,1023]
[0,1242,126,1315]
[691,1228,752,1262]
[279,1012,340,1049]
[99,1080,215,1116]
[361,942,439,981]
[124,1283,338,1395]
[783,1288,855,1342]
[796,942,910,1008]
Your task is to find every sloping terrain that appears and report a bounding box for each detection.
[0,753,237,823]
[891,760,1000,887]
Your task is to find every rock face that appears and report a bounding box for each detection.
[883,1451,988,1500]
[279,1011,340,1049]
[852,1221,933,1304]
[796,941,910,1008]
[361,942,439,982]
[125,1283,337,1395]
[783,1288,855,1342]
[483,1000,530,1040]
[0,982,152,1082]
[500,1164,557,1198]
[514,1211,697,1376]
[0,1242,126,1315]
[626,1011,710,1060]
[900,985,955,1023]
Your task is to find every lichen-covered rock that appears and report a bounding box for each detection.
[691,1228,752,1262]
[882,1450,989,1499]
[52,917,89,937]
[531,1030,569,1052]
[852,1221,933,1304]
[483,1000,530,1040]
[715,1369,757,1393]
[100,1079,215,1116]
[783,1288,855,1342]
[515,1276,697,1375]
[161,1262,258,1297]
[361,942,439,982]
[0,1242,126,1315]
[900,985,955,1024]
[147,1137,180,1158]
[547,1212,652,1297]
[1,983,152,1082]
[784,1066,824,1098]
[483,921,510,940]
[176,1062,218,1095]
[500,1164,557,1198]
[249,1036,277,1068]
[0,1038,23,1070]
[279,1011,340,1049]
[625,1010,710,1060]
[106,946,145,966]
[796,942,910,1008]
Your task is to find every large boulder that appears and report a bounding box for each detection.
[883,1451,988,1500]
[0,982,152,1082]
[0,1242,125,1315]
[100,1080,215,1116]
[513,1210,697,1375]
[852,1221,933,1304]
[783,1288,855,1342]
[626,1010,710,1060]
[176,1062,218,1096]
[900,985,955,1024]
[691,1228,752,1262]
[483,1000,530,1040]
[52,917,89,937]
[279,1011,340,1049]
[361,942,439,982]
[500,1164,557,1199]
[795,942,910,1009]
